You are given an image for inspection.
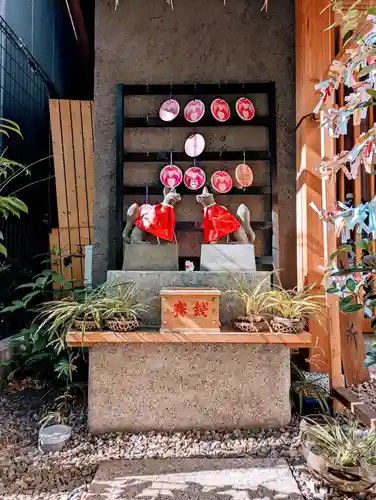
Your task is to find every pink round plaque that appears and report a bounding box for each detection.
[160,164,183,188]
[235,163,253,187]
[235,97,255,121]
[184,167,206,191]
[184,99,205,123]
[184,133,205,158]
[211,171,233,194]
[211,98,230,122]
[159,99,180,122]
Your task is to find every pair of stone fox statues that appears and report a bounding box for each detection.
[122,186,256,245]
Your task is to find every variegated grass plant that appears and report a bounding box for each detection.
[36,281,147,352]
[291,363,330,414]
[226,271,275,320]
[267,284,326,321]
[302,416,376,468]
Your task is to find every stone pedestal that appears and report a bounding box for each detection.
[122,244,178,271]
[88,343,291,433]
[200,244,256,271]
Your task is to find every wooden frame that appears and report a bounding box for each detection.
[115,82,278,271]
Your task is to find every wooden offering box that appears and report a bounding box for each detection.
[160,288,221,333]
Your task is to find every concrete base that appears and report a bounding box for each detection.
[88,343,291,433]
[107,270,270,327]
[87,458,303,499]
[200,244,256,271]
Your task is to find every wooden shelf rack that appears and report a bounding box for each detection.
[66,329,311,347]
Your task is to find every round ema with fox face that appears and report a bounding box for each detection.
[184,99,205,123]
[159,99,180,122]
[211,98,230,122]
[184,167,206,191]
[235,97,255,121]
[160,164,183,188]
[211,171,233,193]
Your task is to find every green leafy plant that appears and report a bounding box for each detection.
[302,416,376,468]
[290,363,330,414]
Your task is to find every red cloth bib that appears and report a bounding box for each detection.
[203,203,240,243]
[135,203,175,241]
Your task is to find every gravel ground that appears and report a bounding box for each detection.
[1,384,376,500]
[350,376,376,412]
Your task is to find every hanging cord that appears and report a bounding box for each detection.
[296,113,318,131]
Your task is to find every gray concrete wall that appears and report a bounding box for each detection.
[94,0,296,286]
[89,343,291,433]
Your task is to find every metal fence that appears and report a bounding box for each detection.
[0,15,59,338]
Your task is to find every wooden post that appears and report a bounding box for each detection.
[296,0,336,372]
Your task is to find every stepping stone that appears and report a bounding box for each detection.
[86,458,303,499]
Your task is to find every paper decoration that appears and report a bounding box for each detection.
[236,97,255,121]
[159,99,180,122]
[235,163,253,187]
[184,134,205,158]
[210,171,232,193]
[160,164,183,188]
[184,100,205,123]
[211,98,230,122]
[184,167,206,190]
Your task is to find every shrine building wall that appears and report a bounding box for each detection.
[93,0,296,286]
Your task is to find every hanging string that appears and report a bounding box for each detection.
[169,82,172,101]
[145,185,149,205]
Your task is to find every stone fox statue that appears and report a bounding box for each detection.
[196,187,255,244]
[123,187,181,244]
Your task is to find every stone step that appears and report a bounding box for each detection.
[86,458,303,499]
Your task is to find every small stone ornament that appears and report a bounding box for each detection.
[211,171,233,193]
[211,98,230,122]
[236,97,255,121]
[184,99,205,123]
[160,164,183,188]
[159,99,180,122]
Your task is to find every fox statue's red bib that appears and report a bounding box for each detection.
[135,203,176,241]
[203,203,241,243]
[122,187,181,244]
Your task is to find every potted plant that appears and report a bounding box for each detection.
[226,273,274,332]
[290,363,330,414]
[300,416,376,493]
[36,281,147,346]
[268,285,325,334]
[99,282,147,332]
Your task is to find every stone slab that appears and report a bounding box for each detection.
[200,244,256,271]
[107,270,270,327]
[87,458,303,499]
[88,343,290,433]
[122,244,178,271]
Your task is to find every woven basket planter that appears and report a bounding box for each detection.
[106,318,139,332]
[270,316,304,334]
[301,439,376,493]
[233,314,271,333]
[73,319,99,331]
